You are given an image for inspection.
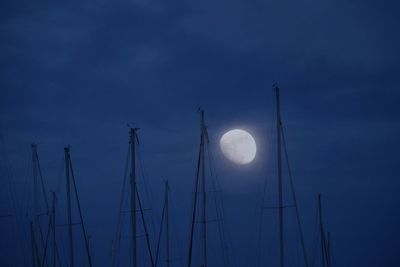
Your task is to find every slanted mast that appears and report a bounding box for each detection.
[130,128,138,267]
[275,86,285,267]
[318,194,332,267]
[51,192,58,267]
[188,110,208,267]
[64,146,93,267]
[155,180,171,267]
[30,144,50,267]
[187,109,233,267]
[29,144,62,267]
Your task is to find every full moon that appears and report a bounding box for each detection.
[219,129,256,165]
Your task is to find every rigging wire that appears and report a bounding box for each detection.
[206,140,236,267]
[32,146,51,267]
[32,146,63,267]
[111,144,130,267]
[69,154,93,267]
[281,126,310,267]
[136,183,155,266]
[137,142,158,255]
[21,151,32,219]
[54,155,68,265]
[187,137,202,267]
[113,133,157,267]
[256,88,310,267]
[207,146,228,267]
[154,186,167,267]
[255,92,276,266]
[310,204,320,267]
[35,150,50,212]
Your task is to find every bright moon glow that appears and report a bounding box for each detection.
[220,129,256,165]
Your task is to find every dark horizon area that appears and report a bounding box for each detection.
[1,0,399,266]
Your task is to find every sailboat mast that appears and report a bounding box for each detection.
[187,135,201,267]
[275,86,285,267]
[51,192,56,267]
[165,181,170,267]
[31,144,39,228]
[130,128,138,267]
[200,110,208,267]
[187,110,209,267]
[327,232,331,267]
[31,144,43,267]
[64,146,74,267]
[318,194,326,267]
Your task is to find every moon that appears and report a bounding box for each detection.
[219,129,257,165]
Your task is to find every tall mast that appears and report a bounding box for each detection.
[156,180,171,267]
[51,192,56,267]
[200,110,207,267]
[165,181,170,267]
[188,110,208,267]
[113,128,154,266]
[327,232,331,267]
[70,148,93,266]
[31,144,54,267]
[64,146,74,267]
[31,144,41,267]
[318,194,327,267]
[130,128,138,267]
[275,86,285,267]
[32,144,39,229]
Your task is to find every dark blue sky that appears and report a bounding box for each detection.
[1,0,399,266]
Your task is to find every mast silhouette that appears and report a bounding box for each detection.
[30,144,62,267]
[200,111,207,267]
[64,146,93,267]
[112,128,155,267]
[165,182,170,267]
[31,144,49,266]
[31,144,52,267]
[32,144,39,235]
[130,128,138,267]
[275,86,285,267]
[188,110,208,267]
[51,192,57,267]
[318,194,331,267]
[40,191,59,267]
[130,128,155,267]
[258,86,309,267]
[64,147,74,267]
[155,180,171,267]
[327,232,331,266]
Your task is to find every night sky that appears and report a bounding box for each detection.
[1,0,399,266]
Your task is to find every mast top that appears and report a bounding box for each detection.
[198,108,205,123]
[129,127,140,145]
[164,180,170,191]
[127,122,139,130]
[198,108,209,144]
